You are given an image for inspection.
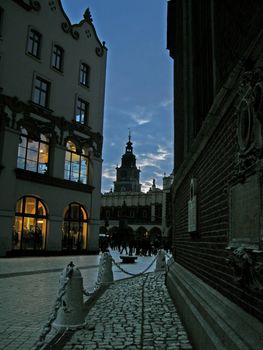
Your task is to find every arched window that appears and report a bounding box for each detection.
[62,203,88,251]
[17,128,49,174]
[64,141,89,184]
[13,196,47,250]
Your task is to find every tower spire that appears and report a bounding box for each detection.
[128,128,131,142]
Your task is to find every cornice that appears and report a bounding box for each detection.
[0,94,103,158]
[57,0,107,57]
[172,30,263,196]
[12,0,41,11]
[15,168,94,193]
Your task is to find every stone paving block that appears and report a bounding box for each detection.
[62,272,192,350]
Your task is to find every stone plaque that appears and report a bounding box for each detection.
[188,196,197,232]
[229,174,261,248]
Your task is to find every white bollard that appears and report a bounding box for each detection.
[155,249,167,272]
[53,262,85,329]
[97,251,114,285]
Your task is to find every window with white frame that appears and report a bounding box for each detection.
[75,97,89,124]
[52,44,63,71]
[17,128,49,174]
[32,76,50,108]
[79,62,90,87]
[64,141,89,184]
[27,28,41,58]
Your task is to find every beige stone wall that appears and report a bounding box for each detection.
[0,0,107,255]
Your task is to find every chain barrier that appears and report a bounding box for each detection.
[83,251,166,298]
[31,262,75,350]
[83,252,110,296]
[164,251,175,269]
[164,251,172,259]
[112,254,158,277]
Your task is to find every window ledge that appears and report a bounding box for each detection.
[15,168,94,193]
[79,82,90,90]
[28,100,53,114]
[72,120,91,130]
[51,66,64,75]
[25,51,41,62]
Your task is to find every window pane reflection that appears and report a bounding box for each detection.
[13,196,47,251]
[17,129,49,174]
[62,203,88,251]
[64,141,89,184]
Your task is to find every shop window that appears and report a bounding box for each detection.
[17,128,49,174]
[13,196,47,250]
[64,141,90,184]
[62,203,88,250]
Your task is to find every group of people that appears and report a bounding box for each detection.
[99,234,172,256]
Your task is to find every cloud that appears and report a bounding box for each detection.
[107,104,153,127]
[159,99,172,108]
[137,144,172,169]
[102,167,115,181]
[141,181,152,192]
[130,112,151,125]
[124,106,153,126]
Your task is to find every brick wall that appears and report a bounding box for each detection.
[172,108,263,322]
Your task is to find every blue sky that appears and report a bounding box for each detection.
[61,0,173,193]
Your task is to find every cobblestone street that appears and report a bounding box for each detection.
[0,255,100,350]
[63,273,192,350]
[0,253,193,349]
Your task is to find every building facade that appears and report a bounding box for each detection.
[100,135,173,243]
[0,0,107,256]
[167,0,263,349]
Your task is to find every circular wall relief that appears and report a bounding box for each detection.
[238,99,254,152]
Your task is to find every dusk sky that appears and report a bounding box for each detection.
[61,0,173,193]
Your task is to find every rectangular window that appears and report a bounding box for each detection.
[52,44,63,71]
[79,63,90,87]
[17,130,49,174]
[33,76,50,108]
[75,98,89,124]
[27,29,41,58]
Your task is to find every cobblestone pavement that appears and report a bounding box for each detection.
[63,273,193,350]
[0,255,100,350]
[0,252,157,350]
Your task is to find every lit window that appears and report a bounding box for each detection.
[27,29,41,58]
[64,141,89,184]
[80,63,90,87]
[13,196,47,250]
[17,128,49,174]
[33,76,50,107]
[75,98,89,124]
[62,203,88,251]
[52,44,63,71]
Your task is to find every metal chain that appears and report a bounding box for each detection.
[31,262,75,350]
[112,255,158,276]
[83,252,160,297]
[164,251,172,259]
[83,253,109,296]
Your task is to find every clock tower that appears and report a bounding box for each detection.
[114,132,141,192]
